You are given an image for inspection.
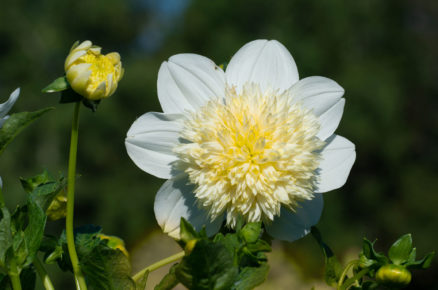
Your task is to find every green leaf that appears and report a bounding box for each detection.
[311,227,343,287]
[0,206,13,269]
[82,244,135,290]
[55,225,135,289]
[42,76,70,93]
[29,177,67,212]
[176,239,239,290]
[240,222,261,244]
[232,263,269,290]
[22,199,46,267]
[19,171,51,193]
[155,264,179,290]
[361,238,388,265]
[0,108,53,156]
[12,230,27,267]
[388,234,413,265]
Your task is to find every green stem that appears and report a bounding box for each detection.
[132,251,185,282]
[65,102,87,290]
[33,257,55,290]
[339,268,369,290]
[8,258,22,290]
[337,260,359,290]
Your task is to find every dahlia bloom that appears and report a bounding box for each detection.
[0,88,20,188]
[0,88,20,128]
[126,40,355,241]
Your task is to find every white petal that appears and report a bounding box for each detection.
[290,76,344,116]
[226,39,299,93]
[317,98,345,140]
[0,88,20,119]
[125,112,183,179]
[266,194,323,242]
[157,53,226,114]
[154,174,223,239]
[315,135,356,193]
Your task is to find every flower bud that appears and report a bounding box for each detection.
[376,264,412,288]
[64,40,123,100]
[46,191,67,221]
[98,234,129,257]
[184,239,198,255]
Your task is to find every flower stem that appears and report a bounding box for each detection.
[33,257,55,290]
[66,102,87,290]
[8,257,22,290]
[132,251,185,282]
[337,259,359,290]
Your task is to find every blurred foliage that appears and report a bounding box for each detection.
[0,0,437,288]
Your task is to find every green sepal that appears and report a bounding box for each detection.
[311,227,343,287]
[388,234,412,265]
[59,89,101,112]
[0,108,53,156]
[232,263,269,290]
[179,218,207,246]
[179,218,199,244]
[175,238,239,290]
[82,98,101,112]
[361,238,388,266]
[155,264,178,290]
[42,76,70,93]
[240,222,261,244]
[405,251,435,269]
[59,89,82,104]
[173,219,271,290]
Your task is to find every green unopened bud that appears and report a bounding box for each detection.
[98,234,129,257]
[65,40,123,100]
[46,191,67,221]
[184,239,198,255]
[376,264,412,288]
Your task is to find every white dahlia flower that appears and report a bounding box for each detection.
[125,40,355,241]
[0,88,20,188]
[0,88,20,128]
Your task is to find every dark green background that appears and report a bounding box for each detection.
[0,0,437,288]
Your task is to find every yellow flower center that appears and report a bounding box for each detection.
[75,51,120,96]
[174,84,325,227]
[81,53,114,89]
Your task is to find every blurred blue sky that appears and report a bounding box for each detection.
[134,0,190,52]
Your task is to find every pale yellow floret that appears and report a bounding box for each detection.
[64,40,123,100]
[174,84,325,228]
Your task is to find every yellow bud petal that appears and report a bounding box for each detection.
[74,40,92,52]
[64,40,123,100]
[89,81,106,100]
[105,52,120,65]
[64,50,86,70]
